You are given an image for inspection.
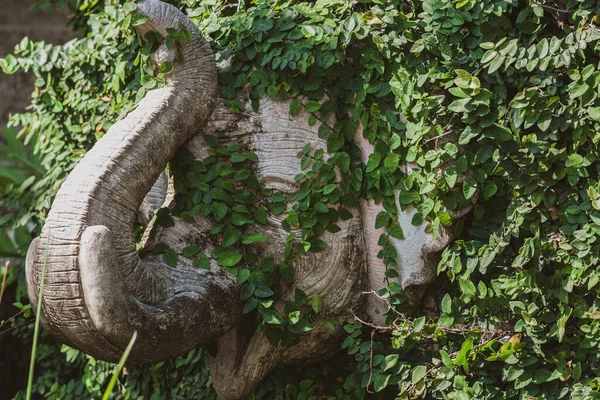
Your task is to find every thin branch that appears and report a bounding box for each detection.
[0,308,27,330]
[533,1,571,13]
[351,310,394,332]
[365,329,376,394]
[423,130,454,144]
[0,318,34,336]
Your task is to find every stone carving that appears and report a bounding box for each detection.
[25,1,466,398]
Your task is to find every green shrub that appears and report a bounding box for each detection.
[3,0,600,398]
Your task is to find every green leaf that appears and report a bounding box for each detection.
[483,182,498,199]
[463,178,477,200]
[311,294,323,313]
[305,101,322,112]
[237,269,251,284]
[182,245,201,257]
[163,249,178,267]
[194,254,211,270]
[123,2,137,13]
[459,278,477,298]
[487,54,506,74]
[242,233,269,244]
[260,308,284,324]
[375,211,390,229]
[156,208,175,227]
[413,316,426,332]
[411,365,427,384]
[243,297,258,314]
[388,222,404,239]
[290,99,301,116]
[441,293,452,314]
[481,50,498,64]
[212,202,228,221]
[382,354,399,372]
[222,227,242,247]
[366,152,382,173]
[373,374,390,392]
[254,208,268,224]
[383,153,400,173]
[570,82,590,99]
[448,98,472,113]
[588,107,600,121]
[453,338,474,367]
[255,286,274,298]
[486,123,513,142]
[218,249,243,267]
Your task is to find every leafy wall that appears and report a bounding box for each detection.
[2,0,600,398]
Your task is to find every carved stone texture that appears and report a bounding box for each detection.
[26,1,466,399]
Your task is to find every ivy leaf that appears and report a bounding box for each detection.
[212,202,228,221]
[570,82,590,99]
[588,107,600,121]
[388,222,404,239]
[373,374,390,392]
[448,98,472,113]
[260,309,284,324]
[237,268,251,284]
[182,245,201,257]
[254,208,268,224]
[413,316,426,332]
[255,286,274,298]
[311,294,323,313]
[290,99,301,116]
[156,208,174,227]
[218,249,242,267]
[441,294,452,314]
[383,153,400,173]
[463,178,477,200]
[453,338,474,367]
[411,365,427,384]
[243,297,258,314]
[163,249,178,268]
[483,182,498,199]
[194,254,211,270]
[222,227,241,247]
[242,233,269,244]
[366,153,382,172]
[123,2,137,13]
[375,211,390,229]
[305,101,322,112]
[459,278,477,299]
[380,354,398,373]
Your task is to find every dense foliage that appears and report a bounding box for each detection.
[4,0,600,398]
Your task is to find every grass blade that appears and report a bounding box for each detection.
[0,261,9,304]
[26,236,49,400]
[102,330,138,400]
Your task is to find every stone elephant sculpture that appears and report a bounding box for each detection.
[25,1,466,398]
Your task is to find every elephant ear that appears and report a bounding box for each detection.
[25,0,243,364]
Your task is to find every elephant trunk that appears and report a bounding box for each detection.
[25,0,242,363]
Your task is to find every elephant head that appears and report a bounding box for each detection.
[25,1,467,398]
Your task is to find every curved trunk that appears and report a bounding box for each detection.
[25,0,242,363]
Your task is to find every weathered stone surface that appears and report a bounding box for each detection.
[0,0,75,125]
[24,2,469,399]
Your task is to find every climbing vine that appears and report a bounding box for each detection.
[4,0,600,398]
